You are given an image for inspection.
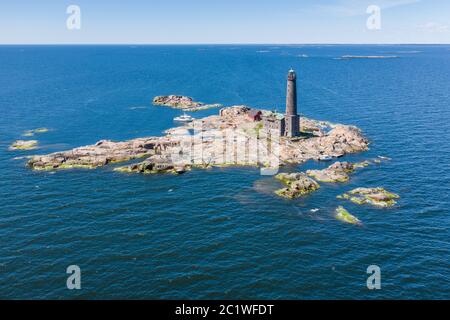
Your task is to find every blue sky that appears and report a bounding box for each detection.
[1,0,449,44]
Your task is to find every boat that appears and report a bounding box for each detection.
[318,155,333,161]
[174,113,195,122]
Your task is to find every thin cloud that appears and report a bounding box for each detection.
[418,22,449,33]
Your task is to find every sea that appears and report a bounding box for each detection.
[0,45,449,299]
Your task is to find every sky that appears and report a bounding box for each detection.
[0,0,449,44]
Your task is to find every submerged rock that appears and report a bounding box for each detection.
[353,160,371,168]
[9,140,38,150]
[153,95,221,111]
[337,187,399,208]
[274,172,320,199]
[34,128,49,133]
[335,206,362,225]
[22,128,50,137]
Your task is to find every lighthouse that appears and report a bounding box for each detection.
[285,69,300,137]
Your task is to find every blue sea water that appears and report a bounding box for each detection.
[0,45,449,299]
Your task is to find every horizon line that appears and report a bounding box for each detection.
[1,43,450,46]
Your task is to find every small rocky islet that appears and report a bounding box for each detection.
[337,187,400,208]
[274,172,320,199]
[153,95,222,111]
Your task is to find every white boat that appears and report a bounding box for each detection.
[174,113,194,122]
[319,155,333,161]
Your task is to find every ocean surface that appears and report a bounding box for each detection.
[0,45,449,299]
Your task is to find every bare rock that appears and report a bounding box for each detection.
[27,137,160,170]
[307,161,355,182]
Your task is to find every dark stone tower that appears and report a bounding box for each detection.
[285,69,300,137]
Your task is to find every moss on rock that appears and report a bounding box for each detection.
[9,140,38,150]
[114,160,191,175]
[335,206,362,225]
[337,187,399,208]
[274,172,320,199]
[353,160,371,168]
[22,128,50,137]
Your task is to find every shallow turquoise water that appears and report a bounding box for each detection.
[0,45,449,299]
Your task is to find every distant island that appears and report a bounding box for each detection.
[338,55,399,60]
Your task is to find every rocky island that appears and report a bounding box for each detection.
[153,95,222,111]
[337,187,400,208]
[27,105,369,173]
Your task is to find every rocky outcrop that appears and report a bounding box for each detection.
[315,125,369,156]
[274,172,320,199]
[114,155,189,174]
[335,206,362,225]
[27,138,165,170]
[306,159,376,183]
[307,161,355,182]
[9,140,38,151]
[281,125,369,163]
[153,95,221,111]
[337,187,400,207]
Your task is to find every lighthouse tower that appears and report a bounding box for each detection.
[285,69,300,137]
